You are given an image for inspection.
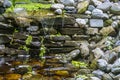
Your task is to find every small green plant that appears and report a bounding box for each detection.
[74,74,88,79]
[39,36,46,59]
[25,35,32,45]
[71,60,88,68]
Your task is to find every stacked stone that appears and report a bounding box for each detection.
[0,0,11,14]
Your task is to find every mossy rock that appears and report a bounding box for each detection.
[104,19,113,27]
[77,1,89,14]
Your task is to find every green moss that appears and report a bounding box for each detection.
[6,3,51,12]
[72,60,88,68]
[104,19,113,26]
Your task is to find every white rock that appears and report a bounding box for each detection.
[51,3,64,10]
[85,10,92,15]
[60,0,75,6]
[55,9,62,15]
[90,19,103,28]
[76,18,88,27]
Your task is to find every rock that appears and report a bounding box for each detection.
[0,8,5,14]
[59,0,75,6]
[111,67,120,74]
[0,35,10,44]
[99,26,115,36]
[90,77,101,80]
[66,49,80,60]
[92,0,102,6]
[92,48,104,59]
[75,18,88,27]
[14,8,28,16]
[86,28,98,35]
[64,6,76,13]
[97,59,108,71]
[115,40,120,46]
[78,69,91,74]
[3,0,11,8]
[55,9,62,14]
[110,3,120,14]
[27,26,39,32]
[90,19,103,28]
[102,74,113,80]
[92,70,105,79]
[112,46,120,53]
[77,1,89,13]
[0,45,5,50]
[5,74,21,80]
[51,3,64,10]
[85,10,92,15]
[114,74,120,80]
[106,64,112,72]
[97,2,112,11]
[104,52,118,64]
[0,15,5,22]
[92,8,104,18]
[111,21,118,28]
[88,5,95,11]
[104,19,113,26]
[112,58,120,68]
[79,43,89,58]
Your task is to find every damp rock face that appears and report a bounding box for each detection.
[1,0,120,79]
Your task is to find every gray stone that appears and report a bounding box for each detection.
[92,48,104,59]
[0,35,11,44]
[55,9,62,15]
[51,3,64,10]
[112,58,120,68]
[92,0,102,6]
[90,19,103,28]
[92,70,105,79]
[79,43,89,58]
[104,52,117,64]
[88,5,95,11]
[27,26,39,32]
[112,67,120,74]
[106,64,112,72]
[102,74,113,80]
[78,69,91,74]
[110,3,120,14]
[0,45,5,50]
[97,59,108,71]
[64,6,76,13]
[0,8,5,14]
[14,8,28,16]
[92,8,104,18]
[90,77,100,80]
[59,0,75,6]
[3,0,11,8]
[115,40,120,46]
[97,2,112,11]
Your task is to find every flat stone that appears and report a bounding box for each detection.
[51,3,64,10]
[112,67,120,74]
[90,19,103,28]
[59,0,75,6]
[97,2,112,11]
[0,35,11,44]
[86,28,98,35]
[102,74,113,80]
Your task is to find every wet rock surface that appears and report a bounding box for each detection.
[0,0,120,79]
